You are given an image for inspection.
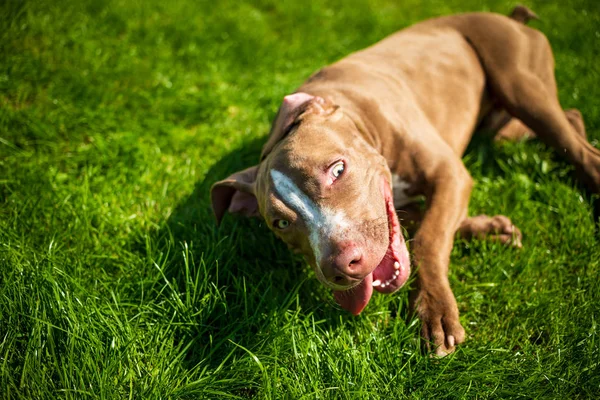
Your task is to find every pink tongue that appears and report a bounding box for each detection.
[333,273,373,315]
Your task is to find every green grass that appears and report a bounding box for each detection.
[1,0,599,398]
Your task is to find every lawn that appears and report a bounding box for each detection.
[1,0,599,398]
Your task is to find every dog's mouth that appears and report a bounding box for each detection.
[333,179,411,315]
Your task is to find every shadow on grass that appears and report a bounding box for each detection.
[465,130,599,230]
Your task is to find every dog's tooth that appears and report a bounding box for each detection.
[372,279,382,287]
[394,261,400,270]
[380,282,387,288]
[394,270,400,277]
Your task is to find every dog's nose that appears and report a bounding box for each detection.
[323,242,364,285]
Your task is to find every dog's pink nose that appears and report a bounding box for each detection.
[323,242,364,286]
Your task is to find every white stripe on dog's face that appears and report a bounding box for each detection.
[270,169,320,228]
[270,169,349,284]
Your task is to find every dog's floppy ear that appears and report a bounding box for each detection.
[210,165,259,226]
[260,92,341,160]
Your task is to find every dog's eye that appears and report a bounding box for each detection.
[331,161,345,179]
[274,219,290,229]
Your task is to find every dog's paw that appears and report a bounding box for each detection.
[412,284,465,357]
[459,215,522,248]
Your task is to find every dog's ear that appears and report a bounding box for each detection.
[261,92,341,160]
[210,165,259,226]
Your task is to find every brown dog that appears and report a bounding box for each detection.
[211,7,600,356]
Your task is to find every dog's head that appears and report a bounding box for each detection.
[211,93,411,314]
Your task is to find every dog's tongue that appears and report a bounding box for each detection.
[333,273,373,315]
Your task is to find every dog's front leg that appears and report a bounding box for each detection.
[410,160,472,356]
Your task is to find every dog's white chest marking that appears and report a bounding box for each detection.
[270,169,349,278]
[392,174,416,208]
